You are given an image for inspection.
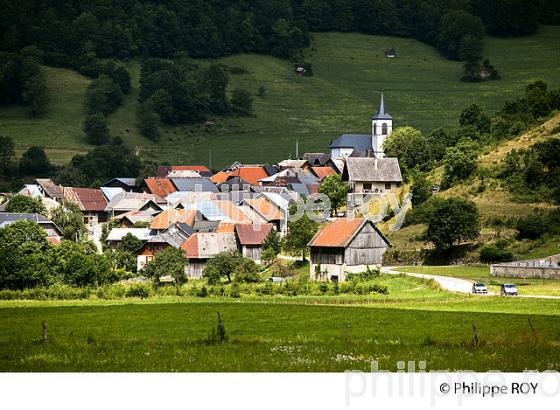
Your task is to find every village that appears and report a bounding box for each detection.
[0,96,402,283]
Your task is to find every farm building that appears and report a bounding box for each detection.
[181,232,237,277]
[0,213,64,243]
[137,228,190,272]
[308,218,391,282]
[63,187,108,225]
[235,223,274,263]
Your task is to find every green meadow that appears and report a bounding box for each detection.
[1,275,560,372]
[1,27,559,167]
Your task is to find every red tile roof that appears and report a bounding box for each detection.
[308,218,364,248]
[63,187,107,212]
[172,165,211,173]
[144,178,176,198]
[311,166,337,180]
[150,209,196,230]
[245,197,283,221]
[235,223,273,245]
[210,167,268,186]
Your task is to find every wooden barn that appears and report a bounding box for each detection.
[235,223,273,263]
[308,218,391,282]
[181,232,237,278]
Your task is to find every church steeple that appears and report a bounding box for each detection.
[371,93,393,158]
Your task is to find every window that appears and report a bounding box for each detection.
[363,183,372,192]
[382,123,388,135]
[385,182,392,190]
[373,123,377,135]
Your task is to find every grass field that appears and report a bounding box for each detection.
[1,27,559,167]
[1,298,560,371]
[1,274,560,371]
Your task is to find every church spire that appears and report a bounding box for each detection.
[372,93,392,120]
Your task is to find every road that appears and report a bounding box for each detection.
[381,266,560,300]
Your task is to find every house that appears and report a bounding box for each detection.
[342,157,402,194]
[310,166,337,181]
[0,213,63,244]
[235,223,273,263]
[301,153,339,172]
[142,178,177,198]
[308,218,391,282]
[63,187,108,225]
[34,179,63,201]
[102,178,139,192]
[105,192,162,217]
[149,209,197,232]
[105,228,152,249]
[100,187,125,202]
[329,94,392,159]
[181,232,237,277]
[171,177,219,193]
[242,195,287,234]
[211,165,269,186]
[157,165,213,178]
[114,209,159,228]
[277,159,311,170]
[136,227,190,271]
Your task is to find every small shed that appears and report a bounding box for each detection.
[308,218,391,282]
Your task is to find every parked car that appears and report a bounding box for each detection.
[472,282,488,294]
[500,283,518,296]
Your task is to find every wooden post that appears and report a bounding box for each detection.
[41,320,48,342]
[471,323,479,347]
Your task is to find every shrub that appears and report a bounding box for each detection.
[479,245,514,263]
[515,214,547,239]
[125,283,152,298]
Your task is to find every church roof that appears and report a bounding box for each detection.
[372,93,392,120]
[329,134,371,150]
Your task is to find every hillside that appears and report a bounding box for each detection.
[385,113,560,261]
[1,28,560,167]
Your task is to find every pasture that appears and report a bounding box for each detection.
[1,27,559,167]
[1,274,560,372]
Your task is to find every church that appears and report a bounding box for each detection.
[331,95,403,195]
[329,94,393,159]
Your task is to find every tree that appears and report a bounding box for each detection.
[318,174,348,215]
[0,135,15,176]
[203,250,243,285]
[442,139,479,188]
[424,197,480,251]
[84,113,110,145]
[84,75,123,116]
[230,88,253,116]
[262,229,282,256]
[50,200,86,241]
[383,126,431,178]
[118,233,142,253]
[234,258,261,283]
[0,220,50,289]
[459,104,491,134]
[425,128,457,162]
[284,212,318,261]
[19,146,51,175]
[22,72,48,117]
[137,99,160,140]
[437,10,484,61]
[410,172,432,207]
[203,65,230,115]
[143,247,187,285]
[5,195,47,215]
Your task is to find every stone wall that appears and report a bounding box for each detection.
[491,254,560,279]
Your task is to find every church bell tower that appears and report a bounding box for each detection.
[372,94,393,158]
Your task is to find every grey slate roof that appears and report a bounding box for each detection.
[301,153,332,166]
[0,213,62,235]
[329,134,372,150]
[171,178,218,193]
[192,220,220,233]
[147,230,188,248]
[343,157,402,183]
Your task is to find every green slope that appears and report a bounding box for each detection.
[1,27,559,167]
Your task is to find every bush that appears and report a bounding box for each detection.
[515,214,547,240]
[479,245,513,263]
[125,283,152,298]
